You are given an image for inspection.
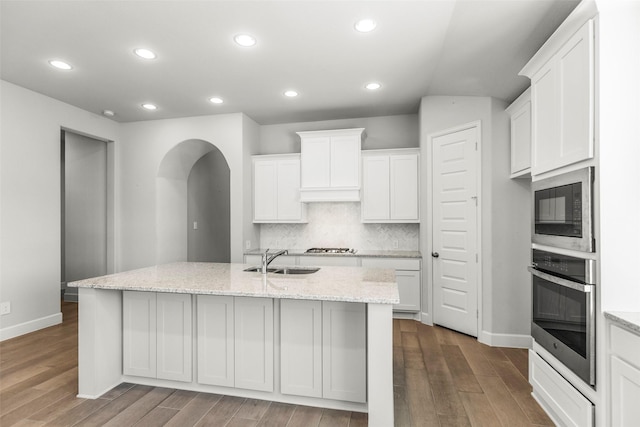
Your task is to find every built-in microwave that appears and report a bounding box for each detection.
[532,167,595,252]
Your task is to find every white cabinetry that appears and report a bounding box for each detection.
[609,323,640,426]
[362,149,419,223]
[280,299,322,398]
[322,301,367,403]
[197,295,274,392]
[253,154,306,223]
[362,258,421,312]
[298,128,364,202]
[524,20,594,175]
[123,291,192,382]
[280,299,367,403]
[197,295,234,387]
[506,88,532,178]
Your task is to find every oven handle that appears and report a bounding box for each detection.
[528,266,595,293]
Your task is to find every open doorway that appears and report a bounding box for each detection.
[61,130,113,301]
[156,139,230,264]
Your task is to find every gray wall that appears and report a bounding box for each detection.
[187,149,231,262]
[258,114,419,154]
[63,131,108,292]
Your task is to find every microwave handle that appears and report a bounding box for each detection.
[528,266,595,293]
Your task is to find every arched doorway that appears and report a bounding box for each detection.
[156,139,230,264]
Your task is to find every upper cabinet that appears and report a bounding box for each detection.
[361,148,419,223]
[506,87,532,178]
[253,154,307,223]
[297,128,364,202]
[522,20,595,176]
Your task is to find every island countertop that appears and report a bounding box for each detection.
[68,261,399,304]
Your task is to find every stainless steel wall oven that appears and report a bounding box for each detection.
[532,166,595,252]
[529,248,596,386]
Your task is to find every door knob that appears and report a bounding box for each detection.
[432,252,440,258]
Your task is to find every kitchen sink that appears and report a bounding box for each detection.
[243,266,320,275]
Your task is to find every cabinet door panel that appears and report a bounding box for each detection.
[254,160,277,221]
[394,270,421,312]
[123,291,157,378]
[197,295,234,386]
[611,356,640,427]
[281,299,322,398]
[531,63,560,175]
[510,99,532,175]
[390,154,419,220]
[156,293,192,382]
[234,297,274,392]
[362,155,390,220]
[277,158,302,220]
[330,135,360,188]
[558,21,594,165]
[301,137,331,188]
[322,301,367,403]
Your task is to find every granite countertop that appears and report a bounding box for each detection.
[68,262,399,305]
[604,311,640,335]
[244,248,422,259]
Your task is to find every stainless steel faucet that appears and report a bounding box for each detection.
[261,249,288,274]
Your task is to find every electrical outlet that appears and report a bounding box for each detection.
[0,301,11,315]
[193,221,198,230]
[245,240,251,250]
[392,240,399,249]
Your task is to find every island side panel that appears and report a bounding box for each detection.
[78,287,123,398]
[367,303,394,427]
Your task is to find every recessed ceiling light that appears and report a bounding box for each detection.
[134,48,157,59]
[284,90,298,98]
[141,103,157,110]
[355,19,377,33]
[209,97,224,104]
[365,82,382,90]
[48,59,72,70]
[234,34,257,47]
[102,110,115,117]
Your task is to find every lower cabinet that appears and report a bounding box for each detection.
[280,299,367,403]
[609,323,640,426]
[123,291,192,382]
[362,258,421,312]
[197,295,274,392]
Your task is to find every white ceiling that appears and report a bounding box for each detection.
[0,0,579,125]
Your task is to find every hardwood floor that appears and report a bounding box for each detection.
[0,301,553,426]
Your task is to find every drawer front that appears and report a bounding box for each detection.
[361,257,420,270]
[610,324,640,367]
[529,350,594,427]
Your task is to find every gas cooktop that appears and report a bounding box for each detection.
[305,247,357,254]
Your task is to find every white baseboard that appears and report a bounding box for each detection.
[420,311,432,325]
[478,330,532,348]
[0,312,63,341]
[392,311,420,320]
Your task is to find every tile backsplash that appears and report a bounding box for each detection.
[259,203,419,251]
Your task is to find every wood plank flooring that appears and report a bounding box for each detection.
[0,302,553,426]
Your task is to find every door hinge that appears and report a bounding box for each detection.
[475,253,478,263]
[475,141,478,151]
[471,196,477,206]
[477,310,479,319]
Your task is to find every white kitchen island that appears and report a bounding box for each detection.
[68,262,399,427]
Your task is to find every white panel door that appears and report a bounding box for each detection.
[197,295,234,387]
[277,158,302,220]
[394,270,421,312]
[611,356,640,426]
[123,291,156,378]
[362,155,390,220]
[390,154,419,221]
[156,293,192,382]
[253,160,277,221]
[531,62,560,175]
[280,299,322,398]
[330,135,360,188]
[431,126,478,337]
[301,136,331,188]
[322,301,366,403]
[234,297,274,392]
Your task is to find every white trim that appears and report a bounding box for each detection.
[392,311,420,321]
[478,330,532,349]
[0,312,63,341]
[426,121,482,338]
[420,311,433,326]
